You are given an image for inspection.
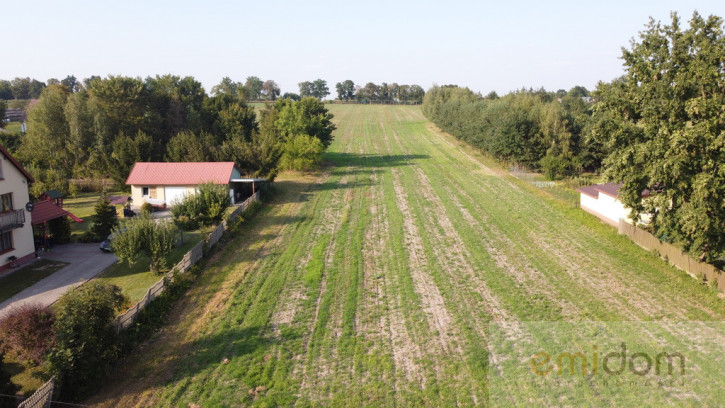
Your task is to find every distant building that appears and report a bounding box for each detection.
[125,162,265,209]
[577,182,650,226]
[0,144,35,272]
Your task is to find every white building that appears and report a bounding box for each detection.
[577,182,649,227]
[125,162,264,209]
[0,145,36,272]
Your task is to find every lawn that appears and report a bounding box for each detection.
[87,105,725,407]
[93,230,203,305]
[0,259,68,303]
[62,192,126,239]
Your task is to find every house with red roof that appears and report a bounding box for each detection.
[125,162,264,209]
[577,182,650,226]
[0,144,36,272]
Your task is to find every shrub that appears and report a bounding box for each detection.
[48,216,72,244]
[48,282,126,401]
[171,182,231,227]
[0,304,55,365]
[90,192,118,241]
[140,202,153,214]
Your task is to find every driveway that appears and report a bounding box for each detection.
[0,243,117,318]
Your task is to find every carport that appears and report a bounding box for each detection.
[30,200,83,252]
[229,178,266,204]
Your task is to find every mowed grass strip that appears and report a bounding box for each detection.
[86,105,725,407]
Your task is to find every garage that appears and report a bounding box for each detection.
[164,187,188,205]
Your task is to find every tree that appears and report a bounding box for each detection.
[261,80,280,101]
[10,77,31,99]
[0,80,12,100]
[166,130,217,162]
[274,97,336,148]
[312,79,329,99]
[61,75,80,93]
[90,192,119,241]
[244,76,264,100]
[298,81,313,97]
[48,282,126,400]
[111,214,179,273]
[17,84,72,173]
[280,134,324,171]
[597,12,725,261]
[282,92,300,101]
[211,76,240,96]
[108,130,153,186]
[336,80,355,101]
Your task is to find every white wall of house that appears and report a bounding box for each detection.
[0,155,35,268]
[580,192,638,226]
[130,185,229,209]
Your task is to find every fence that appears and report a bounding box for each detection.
[114,192,261,331]
[17,377,54,408]
[618,219,725,292]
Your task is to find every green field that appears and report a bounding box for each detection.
[87,105,725,407]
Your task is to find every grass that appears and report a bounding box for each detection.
[86,105,725,407]
[0,259,68,303]
[93,230,203,304]
[2,122,22,133]
[62,191,126,239]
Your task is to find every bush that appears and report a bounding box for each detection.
[171,182,231,227]
[0,304,55,365]
[48,216,72,244]
[140,202,153,214]
[48,282,126,401]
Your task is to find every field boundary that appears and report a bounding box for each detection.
[618,219,725,292]
[115,191,261,331]
[17,377,54,408]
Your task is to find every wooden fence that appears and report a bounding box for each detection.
[17,377,54,408]
[114,192,260,331]
[618,219,725,292]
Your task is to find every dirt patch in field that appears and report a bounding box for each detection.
[391,168,456,353]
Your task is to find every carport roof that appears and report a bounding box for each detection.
[125,162,239,186]
[31,200,69,225]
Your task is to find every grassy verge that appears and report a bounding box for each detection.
[93,230,203,305]
[0,259,68,303]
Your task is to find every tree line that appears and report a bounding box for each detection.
[8,75,335,196]
[423,85,598,179]
[334,80,425,103]
[424,11,725,263]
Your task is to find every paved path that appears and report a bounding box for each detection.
[0,243,117,318]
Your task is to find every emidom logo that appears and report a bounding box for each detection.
[530,343,686,377]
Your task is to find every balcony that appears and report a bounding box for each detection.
[0,209,25,232]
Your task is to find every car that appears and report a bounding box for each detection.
[99,234,113,252]
[99,228,127,252]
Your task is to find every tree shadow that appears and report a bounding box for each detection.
[324,152,429,168]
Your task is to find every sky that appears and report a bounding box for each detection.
[3,0,725,96]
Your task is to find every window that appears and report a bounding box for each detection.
[0,193,12,213]
[142,187,149,196]
[0,159,4,179]
[0,231,12,252]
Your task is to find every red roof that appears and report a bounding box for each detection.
[125,162,238,186]
[0,144,35,182]
[31,200,69,225]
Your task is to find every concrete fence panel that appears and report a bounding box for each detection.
[618,219,724,292]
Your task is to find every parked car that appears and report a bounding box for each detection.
[100,228,127,252]
[100,234,113,252]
